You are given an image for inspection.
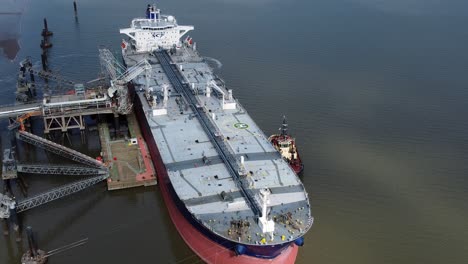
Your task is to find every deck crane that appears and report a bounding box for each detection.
[99,48,151,115]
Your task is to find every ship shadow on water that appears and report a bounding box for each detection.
[21,188,106,245]
[0,38,20,61]
[152,190,203,264]
[0,0,29,62]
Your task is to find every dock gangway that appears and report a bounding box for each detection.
[1,130,109,220]
[0,174,108,219]
[154,50,262,217]
[17,164,108,176]
[16,174,108,213]
[16,130,106,169]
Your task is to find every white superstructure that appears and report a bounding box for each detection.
[120,4,194,52]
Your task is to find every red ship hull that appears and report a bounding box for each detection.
[133,91,299,263]
[159,156,299,264]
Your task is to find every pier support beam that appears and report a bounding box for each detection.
[44,114,85,134]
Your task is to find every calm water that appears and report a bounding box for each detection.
[1,0,468,263]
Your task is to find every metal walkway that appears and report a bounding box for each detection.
[16,131,106,169]
[0,130,110,219]
[154,50,262,217]
[16,174,108,213]
[17,164,108,176]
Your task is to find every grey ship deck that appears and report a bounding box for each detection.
[124,45,313,245]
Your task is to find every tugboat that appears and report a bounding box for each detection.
[269,117,304,175]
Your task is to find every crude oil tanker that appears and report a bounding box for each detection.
[119,4,313,263]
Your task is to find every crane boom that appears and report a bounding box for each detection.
[99,48,151,114]
[98,49,126,81]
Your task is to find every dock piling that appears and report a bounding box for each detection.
[21,226,47,263]
[3,179,12,195]
[26,226,38,257]
[41,18,53,37]
[114,113,120,138]
[13,222,21,243]
[29,69,35,83]
[40,18,53,49]
[40,52,48,71]
[43,18,48,32]
[9,204,21,242]
[40,37,52,50]
[2,219,8,236]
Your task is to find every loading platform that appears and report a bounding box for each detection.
[99,112,157,190]
[0,47,161,250]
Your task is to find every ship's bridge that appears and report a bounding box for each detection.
[120,5,194,52]
[131,18,175,30]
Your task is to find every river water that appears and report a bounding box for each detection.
[1,0,468,263]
